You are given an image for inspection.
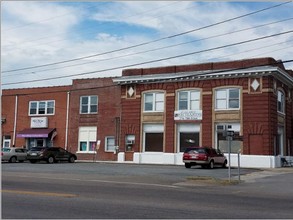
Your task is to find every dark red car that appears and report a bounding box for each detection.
[183,147,227,169]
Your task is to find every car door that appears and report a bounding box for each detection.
[215,149,225,164]
[57,148,69,161]
[53,148,63,161]
[15,149,27,161]
[210,149,219,164]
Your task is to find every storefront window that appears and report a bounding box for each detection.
[143,124,164,152]
[145,133,163,152]
[179,132,199,152]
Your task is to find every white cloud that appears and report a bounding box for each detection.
[1,1,292,89]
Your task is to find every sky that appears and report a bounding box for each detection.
[1,1,293,89]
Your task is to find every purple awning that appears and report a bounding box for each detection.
[16,128,56,138]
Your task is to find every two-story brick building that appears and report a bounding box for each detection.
[113,57,293,168]
[1,78,121,161]
[1,57,293,167]
[1,86,71,150]
[67,78,121,161]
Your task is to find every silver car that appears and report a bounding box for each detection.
[1,147,27,163]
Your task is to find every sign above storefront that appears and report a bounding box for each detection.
[174,110,202,121]
[31,117,48,128]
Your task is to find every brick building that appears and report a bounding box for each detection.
[1,86,71,149]
[113,57,293,168]
[1,57,293,168]
[1,78,121,162]
[67,78,121,161]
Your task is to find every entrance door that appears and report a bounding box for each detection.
[28,138,46,149]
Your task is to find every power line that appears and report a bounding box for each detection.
[3,1,291,73]
[208,40,293,62]
[2,29,292,86]
[3,16,292,78]
[2,1,181,48]
[2,59,292,97]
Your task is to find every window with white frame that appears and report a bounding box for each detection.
[29,100,55,115]
[144,92,164,112]
[277,90,285,113]
[80,96,98,114]
[178,90,200,110]
[105,136,115,152]
[78,127,97,152]
[215,88,240,110]
[2,135,11,148]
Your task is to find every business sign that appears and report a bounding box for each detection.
[174,110,202,120]
[31,117,48,128]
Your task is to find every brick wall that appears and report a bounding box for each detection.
[1,86,71,148]
[68,77,121,160]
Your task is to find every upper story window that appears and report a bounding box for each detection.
[29,100,55,115]
[277,90,285,113]
[178,90,200,110]
[215,88,240,110]
[144,92,164,112]
[80,96,98,114]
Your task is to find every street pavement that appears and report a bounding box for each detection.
[2,162,293,219]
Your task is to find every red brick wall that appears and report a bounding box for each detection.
[121,58,293,155]
[1,86,71,148]
[122,57,284,77]
[68,78,121,161]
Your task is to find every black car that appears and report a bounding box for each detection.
[27,147,77,164]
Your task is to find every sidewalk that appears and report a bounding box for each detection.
[239,167,293,183]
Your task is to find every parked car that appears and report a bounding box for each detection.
[183,147,227,169]
[1,147,27,163]
[27,147,77,164]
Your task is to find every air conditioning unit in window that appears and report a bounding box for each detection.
[216,125,225,131]
[217,125,233,131]
[126,140,134,145]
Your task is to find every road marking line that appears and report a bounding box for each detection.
[3,174,179,189]
[1,189,77,198]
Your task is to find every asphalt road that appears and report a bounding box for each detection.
[2,162,293,219]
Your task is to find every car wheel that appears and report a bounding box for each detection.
[68,156,75,163]
[47,156,54,164]
[29,160,37,163]
[222,160,227,168]
[185,163,191,168]
[209,160,214,169]
[9,156,17,163]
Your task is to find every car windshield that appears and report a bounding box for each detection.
[184,148,206,154]
[2,148,11,152]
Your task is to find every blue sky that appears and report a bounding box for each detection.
[1,1,293,89]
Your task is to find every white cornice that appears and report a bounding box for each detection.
[113,66,293,88]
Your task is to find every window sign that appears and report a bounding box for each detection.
[174,110,202,120]
[31,117,48,128]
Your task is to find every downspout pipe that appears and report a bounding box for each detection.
[12,95,18,146]
[65,91,70,150]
